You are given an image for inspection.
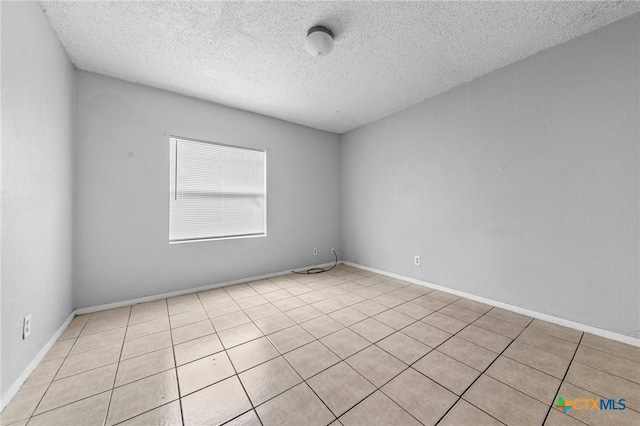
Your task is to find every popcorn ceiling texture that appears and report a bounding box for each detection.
[42,1,640,133]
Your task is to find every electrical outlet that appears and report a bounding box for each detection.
[23,314,32,339]
[414,256,421,266]
[313,248,318,256]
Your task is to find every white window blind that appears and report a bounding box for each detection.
[169,137,266,242]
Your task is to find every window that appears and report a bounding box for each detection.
[169,137,266,242]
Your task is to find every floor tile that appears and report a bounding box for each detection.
[227,336,280,372]
[55,343,121,379]
[286,305,323,323]
[580,333,640,363]
[393,302,433,320]
[177,352,236,396]
[268,325,315,354]
[422,312,468,334]
[463,375,548,425]
[26,391,110,426]
[42,338,75,361]
[115,347,175,387]
[438,399,502,426]
[263,289,294,303]
[224,409,261,426]
[168,300,203,316]
[412,295,450,311]
[427,290,460,303]
[438,336,499,371]
[544,408,588,426]
[35,364,117,415]
[312,298,347,314]
[254,312,296,335]
[82,316,129,336]
[125,317,170,340]
[503,341,571,379]
[473,314,525,339]
[128,307,169,326]
[346,345,406,387]
[439,304,483,323]
[320,328,371,359]
[272,296,306,311]
[486,356,561,404]
[69,327,126,355]
[171,319,215,344]
[339,391,421,426]
[300,315,344,338]
[21,358,64,389]
[457,324,512,353]
[573,345,640,384]
[351,300,387,317]
[528,319,583,343]
[381,368,457,425]
[117,401,182,426]
[328,307,368,327]
[413,350,480,395]
[453,298,493,314]
[350,318,395,343]
[174,333,224,366]
[218,322,264,349]
[518,329,578,359]
[239,357,302,406]
[565,361,640,410]
[181,376,252,426]
[486,307,532,327]
[106,369,178,425]
[401,321,451,347]
[256,383,335,426]
[121,330,172,360]
[0,384,48,425]
[211,311,251,332]
[333,292,366,306]
[284,341,341,379]
[376,332,432,364]
[374,310,414,330]
[307,362,376,417]
[244,303,281,321]
[169,309,208,329]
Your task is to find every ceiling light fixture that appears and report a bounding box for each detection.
[305,26,334,57]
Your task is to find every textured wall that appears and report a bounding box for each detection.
[75,71,341,308]
[341,14,640,338]
[1,2,76,397]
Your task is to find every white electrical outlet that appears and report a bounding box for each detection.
[313,248,318,256]
[414,256,421,266]
[23,314,32,339]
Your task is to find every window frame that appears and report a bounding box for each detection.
[168,135,267,244]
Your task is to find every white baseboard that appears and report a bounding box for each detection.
[75,260,339,315]
[343,261,640,348]
[1,311,76,411]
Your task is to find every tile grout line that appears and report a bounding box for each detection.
[103,305,133,426]
[541,333,584,425]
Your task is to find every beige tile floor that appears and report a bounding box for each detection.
[3,265,640,426]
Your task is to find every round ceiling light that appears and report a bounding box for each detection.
[305,26,334,57]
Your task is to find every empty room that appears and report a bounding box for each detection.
[1,1,639,425]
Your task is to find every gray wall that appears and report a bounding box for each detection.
[75,71,341,308]
[341,14,640,338]
[1,2,76,397]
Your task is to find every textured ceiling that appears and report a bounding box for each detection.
[42,1,640,134]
